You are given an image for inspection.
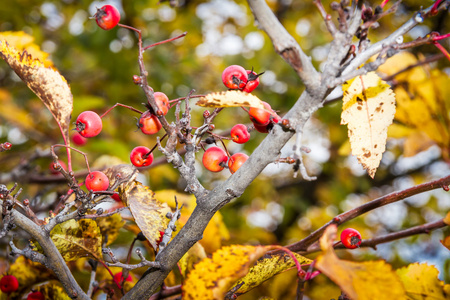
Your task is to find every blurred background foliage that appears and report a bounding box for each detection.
[0,0,449,299]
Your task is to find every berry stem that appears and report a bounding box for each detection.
[380,0,389,9]
[143,32,187,51]
[433,41,450,62]
[51,144,92,175]
[100,103,144,119]
[144,134,168,159]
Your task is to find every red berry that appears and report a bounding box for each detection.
[222,65,248,90]
[27,291,45,300]
[230,124,250,144]
[71,132,88,146]
[243,70,263,93]
[202,146,228,172]
[248,101,274,126]
[0,275,19,294]
[49,160,67,175]
[156,230,164,247]
[139,111,162,135]
[228,153,249,174]
[85,171,109,192]
[340,228,362,249]
[111,194,121,202]
[153,92,170,116]
[130,146,154,167]
[75,111,102,138]
[113,272,132,283]
[94,5,120,30]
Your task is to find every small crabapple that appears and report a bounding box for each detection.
[153,92,170,116]
[85,171,109,192]
[228,153,249,174]
[130,146,154,167]
[156,230,164,247]
[202,146,228,172]
[248,101,274,126]
[139,111,162,135]
[49,160,67,174]
[230,124,250,144]
[340,228,362,249]
[75,111,102,138]
[243,69,263,93]
[27,291,45,300]
[0,275,19,294]
[71,132,87,146]
[111,194,121,202]
[113,272,133,284]
[93,5,120,30]
[222,65,248,90]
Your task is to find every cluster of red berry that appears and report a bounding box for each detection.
[201,65,281,174]
[0,275,44,299]
[50,7,280,190]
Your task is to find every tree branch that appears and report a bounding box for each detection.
[286,174,450,253]
[247,0,320,92]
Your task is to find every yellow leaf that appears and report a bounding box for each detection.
[0,41,73,143]
[341,72,396,178]
[0,31,53,67]
[155,189,230,253]
[104,164,171,250]
[182,245,268,300]
[179,242,207,278]
[396,263,449,300]
[50,219,103,261]
[96,213,125,246]
[444,212,450,225]
[196,90,266,109]
[8,256,55,297]
[316,225,407,300]
[30,282,71,300]
[232,252,312,296]
[403,131,436,157]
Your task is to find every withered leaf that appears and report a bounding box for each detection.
[0,41,73,143]
[197,90,266,109]
[341,72,396,178]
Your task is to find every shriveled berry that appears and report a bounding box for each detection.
[153,92,170,116]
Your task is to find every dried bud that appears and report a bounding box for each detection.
[156,109,164,117]
[203,110,211,118]
[208,124,215,131]
[205,136,216,144]
[132,75,142,85]
[23,199,30,206]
